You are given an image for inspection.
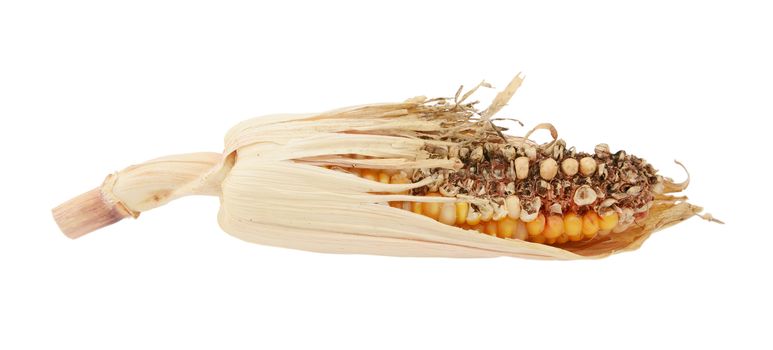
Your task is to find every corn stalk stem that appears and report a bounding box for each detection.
[52,152,226,238]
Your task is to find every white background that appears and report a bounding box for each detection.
[1,1,770,349]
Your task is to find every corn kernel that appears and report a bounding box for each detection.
[582,211,601,238]
[422,193,442,220]
[556,234,569,244]
[540,158,558,180]
[390,173,407,183]
[526,213,546,236]
[378,172,390,184]
[563,212,582,238]
[515,157,530,180]
[455,202,469,225]
[530,234,546,244]
[438,203,457,225]
[389,173,411,195]
[466,211,482,226]
[546,236,557,245]
[484,221,498,236]
[505,195,521,219]
[599,212,619,231]
[497,217,517,239]
[514,220,528,241]
[411,201,423,215]
[579,157,597,176]
[480,205,494,222]
[362,169,378,182]
[561,158,579,177]
[543,215,565,239]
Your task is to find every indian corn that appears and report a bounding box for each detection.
[52,75,718,259]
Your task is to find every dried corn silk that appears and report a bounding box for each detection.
[52,75,719,259]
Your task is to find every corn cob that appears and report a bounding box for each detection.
[52,75,718,259]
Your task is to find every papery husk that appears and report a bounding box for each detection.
[53,76,705,259]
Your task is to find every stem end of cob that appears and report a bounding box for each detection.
[52,187,134,239]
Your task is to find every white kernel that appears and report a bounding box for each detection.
[514,157,530,180]
[438,203,457,225]
[561,158,579,177]
[540,158,558,180]
[579,157,596,176]
[505,196,521,219]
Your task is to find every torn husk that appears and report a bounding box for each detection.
[52,74,713,259]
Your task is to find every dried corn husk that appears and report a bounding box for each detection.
[52,75,709,259]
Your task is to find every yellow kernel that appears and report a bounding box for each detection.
[497,217,517,239]
[563,212,583,238]
[543,215,565,239]
[438,203,457,225]
[530,235,546,244]
[569,233,584,242]
[472,224,486,234]
[378,172,390,184]
[556,234,569,244]
[582,211,601,238]
[514,220,528,241]
[455,202,469,226]
[599,212,619,231]
[466,211,482,226]
[390,173,411,195]
[526,213,546,236]
[422,193,442,220]
[546,236,557,245]
[390,173,409,184]
[484,221,498,236]
[411,201,423,215]
[361,169,378,182]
